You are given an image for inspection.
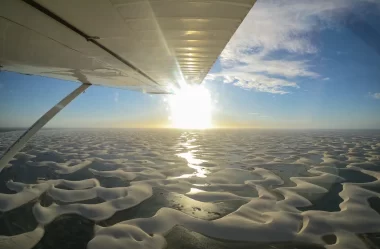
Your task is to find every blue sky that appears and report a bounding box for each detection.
[1,0,380,129]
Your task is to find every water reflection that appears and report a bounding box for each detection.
[172,132,210,179]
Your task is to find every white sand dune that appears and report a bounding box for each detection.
[0,129,379,249]
[90,180,380,249]
[0,226,44,249]
[33,183,152,224]
[26,159,93,174]
[0,182,50,212]
[89,168,137,181]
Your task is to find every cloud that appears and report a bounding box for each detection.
[210,0,379,94]
[370,92,380,99]
[114,92,119,102]
[208,72,298,94]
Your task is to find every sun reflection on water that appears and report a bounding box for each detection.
[172,132,210,179]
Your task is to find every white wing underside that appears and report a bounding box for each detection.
[0,0,255,93]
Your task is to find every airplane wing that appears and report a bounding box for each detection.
[0,0,255,93]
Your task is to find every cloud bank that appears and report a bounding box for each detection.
[209,0,379,94]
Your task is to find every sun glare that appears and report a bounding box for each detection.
[168,85,213,129]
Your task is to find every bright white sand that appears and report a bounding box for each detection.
[0,129,379,249]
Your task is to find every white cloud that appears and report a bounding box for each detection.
[370,92,380,99]
[209,72,297,94]
[211,0,379,94]
[114,92,119,102]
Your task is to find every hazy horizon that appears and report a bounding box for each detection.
[2,126,380,131]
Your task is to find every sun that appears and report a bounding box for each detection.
[168,84,213,129]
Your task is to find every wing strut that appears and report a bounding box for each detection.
[0,83,90,172]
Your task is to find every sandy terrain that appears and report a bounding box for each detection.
[0,129,379,249]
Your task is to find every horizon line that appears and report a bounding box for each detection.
[1,127,380,131]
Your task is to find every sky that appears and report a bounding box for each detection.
[1,0,380,129]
